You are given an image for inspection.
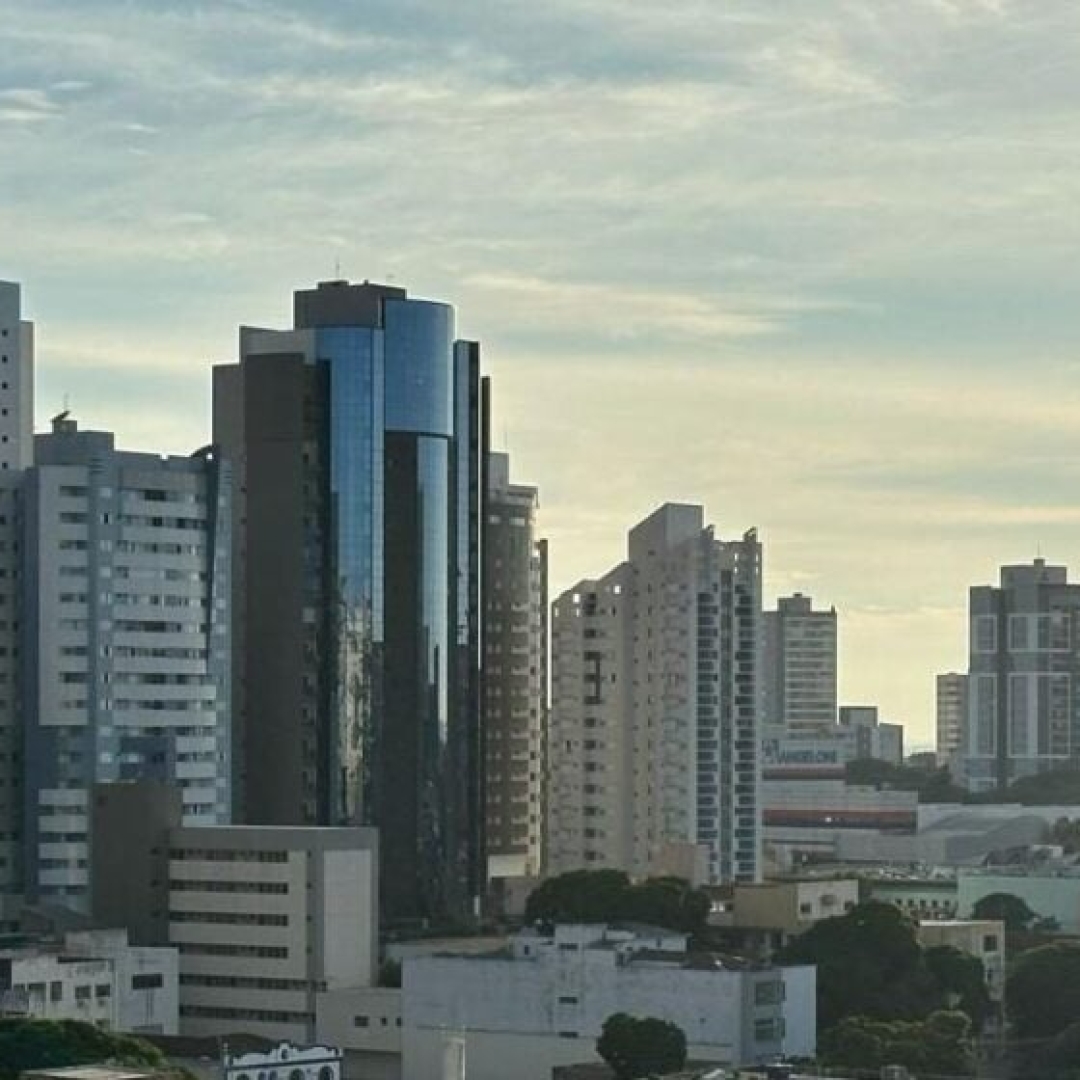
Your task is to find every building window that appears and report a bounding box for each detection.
[354,1016,369,1027]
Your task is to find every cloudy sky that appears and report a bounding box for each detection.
[4,0,1080,745]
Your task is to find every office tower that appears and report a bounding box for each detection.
[936,672,967,768]
[762,593,837,734]
[837,704,904,765]
[21,414,232,911]
[548,503,761,884]
[213,279,485,921]
[964,558,1080,792]
[483,452,547,881]
[0,281,33,927]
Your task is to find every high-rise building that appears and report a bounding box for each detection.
[837,704,904,765]
[762,593,837,734]
[213,279,485,921]
[483,452,547,882]
[20,415,232,910]
[964,558,1080,792]
[936,672,967,768]
[548,503,761,884]
[0,280,33,927]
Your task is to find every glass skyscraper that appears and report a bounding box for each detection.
[214,280,485,921]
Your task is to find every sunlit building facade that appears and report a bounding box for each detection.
[214,280,485,921]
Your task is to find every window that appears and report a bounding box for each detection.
[983,934,999,952]
[754,1018,778,1042]
[354,1015,369,1027]
[132,973,164,990]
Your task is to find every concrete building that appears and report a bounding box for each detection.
[762,594,837,734]
[916,919,1005,1014]
[838,705,904,765]
[401,923,815,1080]
[0,280,33,929]
[963,559,1080,791]
[166,825,378,1041]
[0,928,177,1035]
[484,452,547,882]
[710,878,859,954]
[223,1044,343,1080]
[863,876,959,920]
[936,673,967,770]
[213,279,486,921]
[20,415,231,912]
[761,725,853,781]
[761,778,917,872]
[957,867,1080,934]
[548,504,761,884]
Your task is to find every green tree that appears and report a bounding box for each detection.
[0,1018,165,1080]
[924,945,993,1027]
[524,871,711,935]
[1007,942,1080,1039]
[596,1013,687,1080]
[525,869,631,924]
[825,1012,975,1077]
[972,891,1039,932]
[779,901,928,1031]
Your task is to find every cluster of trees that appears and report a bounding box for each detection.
[596,1013,687,1080]
[1006,942,1080,1078]
[826,1011,976,1076]
[0,1018,168,1080]
[779,902,990,1036]
[524,870,710,935]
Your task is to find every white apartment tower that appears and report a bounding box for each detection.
[0,280,33,927]
[21,415,232,911]
[483,452,547,880]
[762,593,837,734]
[548,504,761,884]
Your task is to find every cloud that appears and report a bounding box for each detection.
[4,0,1080,743]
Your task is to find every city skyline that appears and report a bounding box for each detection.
[6,2,1080,742]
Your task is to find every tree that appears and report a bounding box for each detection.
[1007,942,1080,1039]
[524,871,711,935]
[824,1011,975,1077]
[0,1018,165,1080]
[596,1013,687,1080]
[924,945,993,1027]
[972,891,1039,932]
[779,901,928,1031]
[525,869,631,924]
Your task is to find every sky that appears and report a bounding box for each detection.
[4,0,1080,746]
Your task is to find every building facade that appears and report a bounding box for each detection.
[837,705,904,765]
[483,452,547,881]
[167,825,378,1042]
[401,923,815,1080]
[20,416,231,911]
[936,673,967,769]
[762,594,837,734]
[213,279,485,921]
[548,504,761,884]
[963,559,1080,791]
[0,928,177,1035]
[0,280,33,927]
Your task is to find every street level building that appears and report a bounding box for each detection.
[401,923,815,1080]
[548,504,762,884]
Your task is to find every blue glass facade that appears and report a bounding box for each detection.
[301,284,483,920]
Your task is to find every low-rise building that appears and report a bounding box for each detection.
[0,928,177,1034]
[710,879,859,953]
[862,876,959,921]
[916,919,1005,1011]
[400,923,816,1080]
[958,868,1080,934]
